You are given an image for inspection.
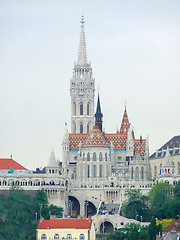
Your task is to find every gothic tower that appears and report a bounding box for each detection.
[70,16,95,134]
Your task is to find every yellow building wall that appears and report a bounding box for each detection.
[37,227,94,240]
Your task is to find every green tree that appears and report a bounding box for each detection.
[148,183,173,218]
[148,217,158,240]
[123,189,151,221]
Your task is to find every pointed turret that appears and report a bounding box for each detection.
[95,94,103,131]
[78,16,87,65]
[120,107,130,134]
[47,149,57,168]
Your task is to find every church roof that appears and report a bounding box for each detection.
[120,108,130,134]
[150,135,180,158]
[37,218,92,230]
[0,158,27,170]
[69,128,146,154]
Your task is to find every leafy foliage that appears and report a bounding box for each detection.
[0,188,63,240]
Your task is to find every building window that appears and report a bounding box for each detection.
[87,103,90,115]
[131,167,133,179]
[54,234,59,239]
[154,166,157,176]
[3,180,7,186]
[93,165,97,178]
[141,167,144,179]
[87,123,90,133]
[80,103,83,115]
[73,102,76,115]
[87,165,90,178]
[99,152,102,161]
[93,152,96,161]
[67,234,72,239]
[99,165,102,178]
[80,123,83,133]
[87,153,90,161]
[41,234,47,239]
[105,153,107,161]
[80,234,85,239]
[135,167,139,180]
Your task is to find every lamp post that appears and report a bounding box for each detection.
[85,200,89,218]
[69,200,73,217]
[135,214,138,220]
[35,212,37,221]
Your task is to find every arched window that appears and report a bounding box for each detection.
[80,103,83,115]
[41,234,47,239]
[54,234,59,239]
[99,165,102,178]
[135,167,139,180]
[87,123,90,133]
[105,153,107,161]
[131,167,133,179]
[67,234,72,239]
[73,102,76,115]
[28,180,32,186]
[73,122,76,133]
[87,153,90,161]
[80,234,85,239]
[34,180,40,186]
[141,167,144,180]
[80,123,83,134]
[93,152,96,161]
[15,180,19,186]
[154,166,157,176]
[21,180,27,186]
[87,103,90,115]
[87,165,90,178]
[3,180,7,186]
[99,153,102,161]
[93,165,97,178]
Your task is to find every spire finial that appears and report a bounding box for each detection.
[124,99,127,111]
[78,15,87,65]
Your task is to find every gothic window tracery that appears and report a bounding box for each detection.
[80,103,83,115]
[99,152,102,161]
[93,152,96,161]
[80,123,83,133]
[93,165,97,178]
[135,167,139,180]
[87,153,90,161]
[87,103,90,115]
[141,167,144,179]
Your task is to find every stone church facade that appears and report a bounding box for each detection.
[0,17,180,226]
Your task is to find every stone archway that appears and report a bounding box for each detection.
[85,200,97,217]
[100,221,114,234]
[68,196,80,218]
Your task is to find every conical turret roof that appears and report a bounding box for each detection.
[120,108,130,134]
[47,149,58,168]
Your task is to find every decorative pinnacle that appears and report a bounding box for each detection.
[124,99,127,110]
[80,15,85,24]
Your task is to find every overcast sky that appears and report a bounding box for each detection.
[0,0,180,170]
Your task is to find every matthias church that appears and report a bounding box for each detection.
[0,17,180,227]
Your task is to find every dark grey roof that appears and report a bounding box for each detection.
[150,135,180,159]
[163,231,180,240]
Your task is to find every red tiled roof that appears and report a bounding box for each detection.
[163,225,180,233]
[37,218,92,230]
[0,158,27,170]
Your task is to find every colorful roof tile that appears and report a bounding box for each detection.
[0,158,27,170]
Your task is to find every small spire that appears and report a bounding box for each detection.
[124,99,127,111]
[120,106,130,134]
[95,93,103,131]
[78,15,87,65]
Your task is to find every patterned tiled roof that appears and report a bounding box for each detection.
[37,218,92,229]
[69,126,146,155]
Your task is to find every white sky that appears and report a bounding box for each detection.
[0,0,180,170]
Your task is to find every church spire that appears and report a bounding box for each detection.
[120,106,130,134]
[95,93,103,131]
[78,16,87,65]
